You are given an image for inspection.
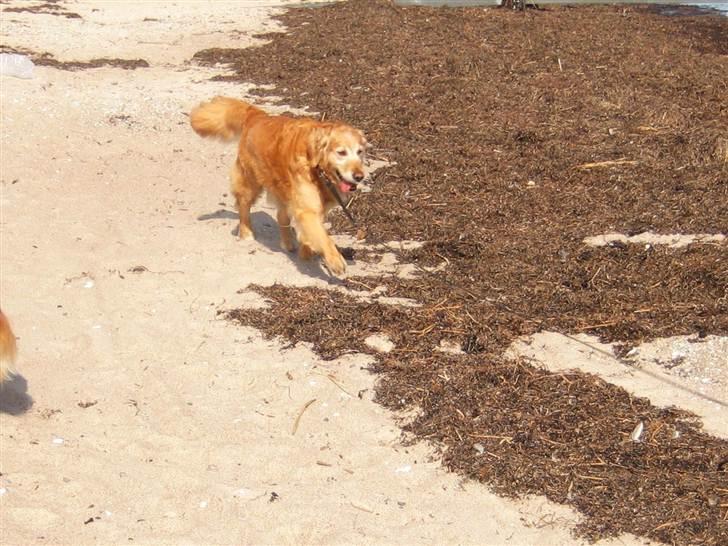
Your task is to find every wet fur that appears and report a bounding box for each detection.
[190,96,367,275]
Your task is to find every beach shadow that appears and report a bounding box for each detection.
[197,208,238,223]
[197,208,349,285]
[0,374,34,415]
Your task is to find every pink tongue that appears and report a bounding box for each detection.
[338,181,353,193]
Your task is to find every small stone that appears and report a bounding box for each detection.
[232,488,263,500]
[437,339,463,355]
[630,421,644,442]
[364,334,395,353]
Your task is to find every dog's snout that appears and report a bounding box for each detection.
[353,172,365,182]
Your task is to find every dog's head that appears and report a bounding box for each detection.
[311,124,369,193]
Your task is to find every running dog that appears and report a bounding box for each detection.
[190,97,368,275]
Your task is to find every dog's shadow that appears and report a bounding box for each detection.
[0,374,34,415]
[197,209,348,284]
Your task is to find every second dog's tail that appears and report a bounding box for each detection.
[0,310,17,384]
[190,97,265,141]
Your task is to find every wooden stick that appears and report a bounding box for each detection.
[576,158,638,170]
[576,474,605,481]
[470,433,514,442]
[291,398,317,435]
[322,373,354,397]
[576,320,619,331]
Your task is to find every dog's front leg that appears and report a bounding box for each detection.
[294,210,346,275]
[298,243,314,261]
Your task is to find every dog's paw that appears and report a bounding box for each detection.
[238,226,254,240]
[324,251,347,276]
[281,240,295,253]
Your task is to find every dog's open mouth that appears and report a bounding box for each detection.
[338,180,357,193]
[335,170,358,193]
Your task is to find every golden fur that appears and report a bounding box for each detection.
[0,310,17,384]
[190,97,368,275]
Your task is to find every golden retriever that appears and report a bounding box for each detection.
[190,97,368,275]
[0,310,17,384]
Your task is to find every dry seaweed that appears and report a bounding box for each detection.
[0,45,149,70]
[4,2,82,19]
[201,2,728,543]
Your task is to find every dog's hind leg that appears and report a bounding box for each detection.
[276,207,295,252]
[230,161,261,240]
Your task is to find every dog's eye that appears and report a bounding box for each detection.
[356,148,364,156]
[336,149,347,157]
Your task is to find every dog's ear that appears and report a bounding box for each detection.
[357,130,372,150]
[307,125,332,166]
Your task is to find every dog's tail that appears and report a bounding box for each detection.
[190,96,265,141]
[0,310,17,384]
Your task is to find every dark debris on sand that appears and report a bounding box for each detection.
[200,2,727,544]
[3,2,82,19]
[0,45,149,71]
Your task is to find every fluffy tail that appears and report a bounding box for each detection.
[190,96,265,141]
[0,310,17,384]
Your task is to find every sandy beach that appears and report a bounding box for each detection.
[1,2,724,545]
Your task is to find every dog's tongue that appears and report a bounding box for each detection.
[338,180,355,193]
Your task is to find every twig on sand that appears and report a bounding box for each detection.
[291,398,317,435]
[320,373,354,397]
[350,501,375,513]
[346,278,376,291]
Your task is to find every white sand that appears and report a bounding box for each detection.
[2,2,717,545]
